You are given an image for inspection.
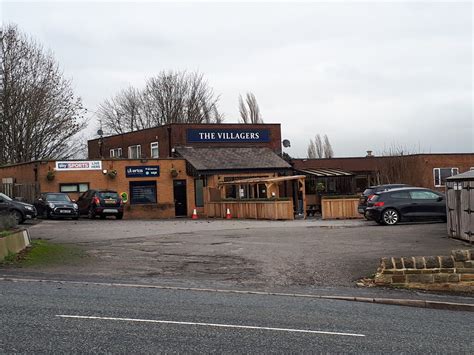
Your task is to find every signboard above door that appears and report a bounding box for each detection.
[187,129,270,143]
[125,166,160,178]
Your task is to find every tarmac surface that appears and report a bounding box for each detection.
[1,279,473,353]
[2,218,471,295]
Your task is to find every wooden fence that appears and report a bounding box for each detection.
[0,183,39,204]
[446,180,473,243]
[206,200,294,220]
[321,197,363,220]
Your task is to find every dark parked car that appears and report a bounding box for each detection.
[76,190,123,219]
[358,184,410,217]
[365,187,446,225]
[34,193,79,220]
[0,192,37,224]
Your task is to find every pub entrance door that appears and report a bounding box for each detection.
[173,180,188,217]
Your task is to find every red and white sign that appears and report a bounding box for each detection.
[55,161,102,171]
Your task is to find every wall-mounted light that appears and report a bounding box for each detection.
[102,169,108,175]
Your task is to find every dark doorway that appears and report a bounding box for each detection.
[173,180,187,217]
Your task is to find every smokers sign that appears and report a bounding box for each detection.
[187,129,270,143]
[55,161,102,171]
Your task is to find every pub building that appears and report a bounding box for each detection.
[0,124,306,220]
[1,122,472,220]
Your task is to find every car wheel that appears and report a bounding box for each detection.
[363,211,370,220]
[87,207,96,219]
[116,213,123,220]
[99,215,106,219]
[12,210,24,224]
[381,208,400,225]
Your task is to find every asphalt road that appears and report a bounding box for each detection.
[10,218,469,291]
[0,279,472,353]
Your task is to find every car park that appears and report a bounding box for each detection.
[358,184,410,217]
[365,187,446,225]
[0,192,37,224]
[76,189,123,219]
[34,193,79,220]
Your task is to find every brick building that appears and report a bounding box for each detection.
[0,123,294,219]
[1,122,472,220]
[88,123,283,159]
[292,153,474,194]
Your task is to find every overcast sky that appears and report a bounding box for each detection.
[2,1,473,157]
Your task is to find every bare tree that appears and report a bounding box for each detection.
[307,139,317,158]
[239,92,263,124]
[98,70,222,134]
[97,86,147,135]
[323,134,334,158]
[307,134,333,158]
[374,145,418,185]
[0,24,86,165]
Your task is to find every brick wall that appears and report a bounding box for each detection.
[1,159,196,219]
[88,123,282,159]
[375,249,474,291]
[293,153,474,192]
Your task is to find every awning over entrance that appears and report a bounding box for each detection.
[296,168,354,177]
[218,175,306,186]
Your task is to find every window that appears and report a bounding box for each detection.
[390,191,410,199]
[150,142,159,158]
[409,190,439,200]
[59,183,89,193]
[128,145,142,159]
[194,178,207,207]
[433,168,459,187]
[110,148,122,158]
[129,181,157,204]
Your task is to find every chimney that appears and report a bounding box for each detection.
[366,150,374,157]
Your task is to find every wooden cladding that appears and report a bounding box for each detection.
[206,200,294,220]
[321,197,363,220]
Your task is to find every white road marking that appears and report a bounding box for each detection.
[56,314,366,337]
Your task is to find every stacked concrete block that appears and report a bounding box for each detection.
[375,249,474,290]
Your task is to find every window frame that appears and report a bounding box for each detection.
[110,148,122,158]
[128,145,142,159]
[59,183,89,193]
[194,178,207,207]
[433,167,459,187]
[129,180,157,205]
[150,142,159,158]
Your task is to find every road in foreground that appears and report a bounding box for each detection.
[11,219,468,290]
[0,279,472,353]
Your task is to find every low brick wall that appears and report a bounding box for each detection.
[0,230,31,261]
[375,249,474,292]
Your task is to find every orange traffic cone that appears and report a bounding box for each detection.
[226,208,232,219]
[192,208,198,219]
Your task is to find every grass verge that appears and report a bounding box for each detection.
[1,239,87,267]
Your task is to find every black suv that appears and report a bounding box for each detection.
[34,193,79,220]
[0,192,37,224]
[365,187,446,225]
[358,184,410,217]
[77,190,123,219]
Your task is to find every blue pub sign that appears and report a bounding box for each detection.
[125,166,160,178]
[187,129,270,143]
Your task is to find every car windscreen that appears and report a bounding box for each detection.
[0,192,12,201]
[363,189,375,196]
[46,193,71,202]
[98,191,119,199]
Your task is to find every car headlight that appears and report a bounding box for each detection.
[25,206,34,211]
[48,202,55,208]
[73,203,78,209]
